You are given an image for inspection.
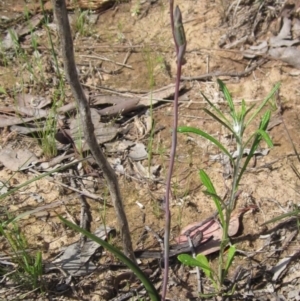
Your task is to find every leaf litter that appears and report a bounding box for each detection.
[47,225,115,277]
[0,0,300,300]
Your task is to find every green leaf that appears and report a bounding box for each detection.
[240,100,246,118]
[202,191,225,225]
[199,169,216,194]
[196,253,213,279]
[58,216,160,301]
[0,86,7,95]
[200,170,225,225]
[224,245,236,275]
[237,132,267,186]
[246,83,280,126]
[178,254,211,271]
[34,251,42,269]
[34,251,43,276]
[244,103,255,117]
[235,100,248,134]
[259,110,271,130]
[237,110,273,186]
[256,129,273,147]
[237,138,259,186]
[178,126,233,161]
[217,79,235,117]
[202,191,224,205]
[203,109,235,136]
[200,91,231,124]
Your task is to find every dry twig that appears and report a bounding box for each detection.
[52,0,136,262]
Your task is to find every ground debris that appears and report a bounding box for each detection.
[47,225,115,276]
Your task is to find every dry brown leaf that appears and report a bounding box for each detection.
[13,94,49,118]
[0,145,38,171]
[14,106,48,118]
[92,95,132,106]
[0,115,42,127]
[175,207,253,255]
[17,94,51,110]
[98,97,139,116]
[104,140,135,153]
[10,125,42,135]
[269,47,300,69]
[128,143,148,161]
[15,14,44,37]
[49,225,115,276]
[69,108,118,151]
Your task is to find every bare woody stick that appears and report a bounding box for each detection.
[52,0,136,263]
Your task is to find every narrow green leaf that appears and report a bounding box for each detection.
[34,251,43,276]
[203,109,235,136]
[237,132,262,186]
[200,170,225,225]
[224,245,236,274]
[240,100,246,117]
[217,79,235,117]
[200,91,231,124]
[256,129,273,147]
[259,110,271,130]
[58,216,160,301]
[246,82,280,126]
[199,169,216,194]
[178,126,233,160]
[244,103,256,117]
[237,110,273,186]
[202,190,225,225]
[202,191,224,205]
[34,251,42,268]
[22,255,28,269]
[227,283,237,296]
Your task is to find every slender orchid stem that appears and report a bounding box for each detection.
[162,3,186,300]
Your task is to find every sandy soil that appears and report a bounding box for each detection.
[0,0,300,300]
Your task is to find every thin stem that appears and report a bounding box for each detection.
[219,138,243,285]
[162,3,186,298]
[162,57,182,300]
[229,143,243,212]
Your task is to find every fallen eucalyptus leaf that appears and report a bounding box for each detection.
[0,145,38,171]
[70,108,118,151]
[50,225,115,276]
[175,207,254,256]
[128,142,148,161]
